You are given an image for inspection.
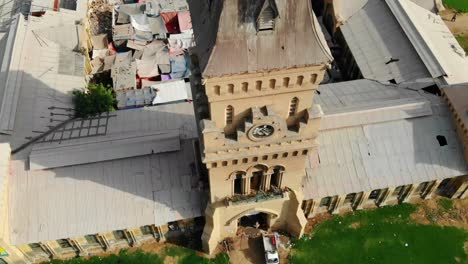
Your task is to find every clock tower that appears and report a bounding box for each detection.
[188,0,332,253]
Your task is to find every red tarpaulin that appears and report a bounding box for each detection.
[161,12,180,34]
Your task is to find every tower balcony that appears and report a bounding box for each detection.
[225,187,289,206]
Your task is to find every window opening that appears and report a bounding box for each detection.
[289,97,299,116]
[226,105,234,125]
[436,135,447,146]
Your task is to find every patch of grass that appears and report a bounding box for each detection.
[46,249,163,264]
[456,35,468,53]
[44,247,229,264]
[291,204,468,264]
[444,0,468,12]
[438,198,454,211]
[163,247,229,264]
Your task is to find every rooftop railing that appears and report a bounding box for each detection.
[226,187,288,206]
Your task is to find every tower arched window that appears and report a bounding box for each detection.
[289,97,299,117]
[296,75,304,86]
[228,84,234,94]
[256,80,263,91]
[269,79,276,89]
[233,171,246,195]
[242,82,248,92]
[226,105,234,125]
[270,166,285,190]
[214,85,220,95]
[310,74,318,84]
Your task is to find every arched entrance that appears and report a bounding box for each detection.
[238,212,270,230]
[226,208,279,233]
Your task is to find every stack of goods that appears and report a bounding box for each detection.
[88,0,194,109]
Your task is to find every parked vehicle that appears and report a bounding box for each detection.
[262,233,280,264]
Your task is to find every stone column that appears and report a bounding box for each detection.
[355,192,368,210]
[459,186,468,199]
[377,188,391,206]
[156,226,167,242]
[302,200,313,217]
[128,230,139,246]
[401,185,416,203]
[97,233,110,250]
[265,174,272,191]
[70,238,86,257]
[424,180,441,199]
[451,181,468,199]
[379,187,396,206]
[332,196,346,214]
[309,200,321,218]
[42,242,58,259]
[245,176,251,194]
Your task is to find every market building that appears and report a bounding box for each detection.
[0,0,466,263]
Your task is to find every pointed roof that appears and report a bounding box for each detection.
[189,0,332,78]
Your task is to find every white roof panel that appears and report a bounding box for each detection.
[386,0,468,85]
[151,80,189,105]
[304,102,468,199]
[340,0,430,83]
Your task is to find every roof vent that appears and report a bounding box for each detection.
[257,0,278,31]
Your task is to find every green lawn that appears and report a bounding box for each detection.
[44,247,229,264]
[456,35,468,53]
[444,0,468,12]
[291,204,467,264]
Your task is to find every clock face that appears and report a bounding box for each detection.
[251,124,275,139]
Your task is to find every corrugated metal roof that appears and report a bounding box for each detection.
[0,12,86,154]
[332,0,436,25]
[304,92,468,199]
[316,80,433,130]
[340,0,430,83]
[316,80,423,113]
[189,0,332,78]
[10,140,205,245]
[0,143,10,238]
[386,0,468,86]
[151,80,189,105]
[29,132,181,170]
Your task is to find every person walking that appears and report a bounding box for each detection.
[451,12,458,22]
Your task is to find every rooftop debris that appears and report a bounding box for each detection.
[88,0,113,37]
[86,0,194,109]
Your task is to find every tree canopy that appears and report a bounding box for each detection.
[73,83,116,118]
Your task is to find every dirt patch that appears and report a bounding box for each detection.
[349,222,361,229]
[440,9,468,35]
[410,198,468,229]
[305,213,332,234]
[88,0,113,38]
[223,229,292,264]
[129,241,170,255]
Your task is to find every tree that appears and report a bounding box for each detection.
[72,83,116,118]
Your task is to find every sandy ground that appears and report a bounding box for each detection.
[440,9,468,35]
[411,197,468,229]
[226,228,291,264]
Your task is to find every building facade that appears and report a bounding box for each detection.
[188,0,332,253]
